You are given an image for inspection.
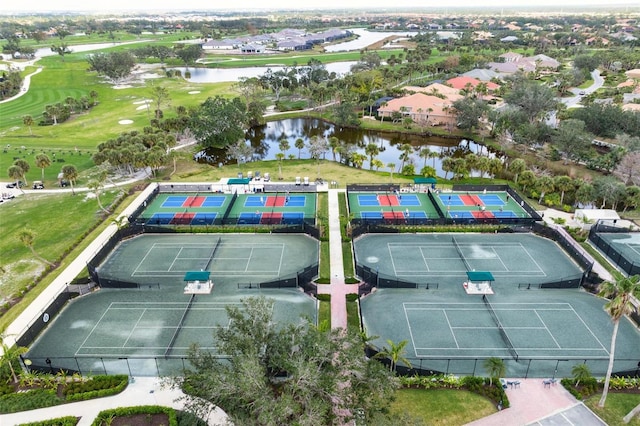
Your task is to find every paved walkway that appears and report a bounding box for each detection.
[316,189,359,329]
[466,378,605,426]
[0,377,229,426]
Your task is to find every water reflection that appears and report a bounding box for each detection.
[195,118,498,177]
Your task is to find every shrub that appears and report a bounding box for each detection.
[91,405,177,426]
[18,416,79,426]
[0,389,61,414]
[63,375,128,401]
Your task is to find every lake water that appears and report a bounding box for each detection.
[172,61,356,83]
[195,118,496,177]
[324,28,420,52]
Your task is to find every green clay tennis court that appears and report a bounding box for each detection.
[26,234,319,376]
[347,190,531,221]
[140,192,317,225]
[356,233,640,377]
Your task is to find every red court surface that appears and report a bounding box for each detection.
[183,196,205,207]
[260,212,283,224]
[383,211,405,219]
[265,196,286,207]
[171,212,195,224]
[378,194,400,206]
[460,194,484,206]
[472,210,494,219]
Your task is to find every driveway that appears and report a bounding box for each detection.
[547,69,604,127]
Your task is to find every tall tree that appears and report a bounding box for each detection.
[508,159,526,184]
[0,334,27,384]
[189,96,247,149]
[483,357,506,386]
[86,51,136,83]
[375,339,411,372]
[61,164,78,195]
[22,115,34,136]
[294,138,305,159]
[308,136,329,179]
[18,229,55,266]
[13,159,30,184]
[149,85,171,120]
[365,143,380,170]
[278,138,290,159]
[7,165,24,193]
[553,119,592,165]
[598,275,640,408]
[175,297,397,425]
[34,153,51,182]
[504,76,557,124]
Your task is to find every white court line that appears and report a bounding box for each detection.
[167,247,184,272]
[518,242,547,276]
[244,248,254,272]
[132,243,160,276]
[419,246,431,272]
[276,244,285,277]
[533,309,562,349]
[389,243,399,276]
[490,247,509,271]
[403,304,420,357]
[443,310,460,349]
[569,305,610,354]
[123,309,147,348]
[76,303,114,356]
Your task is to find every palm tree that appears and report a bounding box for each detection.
[23,115,34,136]
[35,153,51,182]
[536,176,555,204]
[278,138,290,159]
[571,363,592,387]
[61,164,78,195]
[554,175,574,205]
[386,162,396,183]
[441,157,455,180]
[365,143,380,170]
[598,275,640,408]
[13,159,30,185]
[508,159,526,184]
[398,143,413,171]
[375,339,411,372]
[371,158,384,171]
[87,172,109,214]
[0,334,28,384]
[18,229,55,266]
[275,153,285,180]
[483,357,506,386]
[8,165,24,193]
[328,136,340,162]
[294,138,305,159]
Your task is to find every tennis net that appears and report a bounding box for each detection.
[482,295,519,361]
[205,238,222,269]
[452,236,472,271]
[165,294,195,357]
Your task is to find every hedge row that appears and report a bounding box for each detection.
[91,405,177,426]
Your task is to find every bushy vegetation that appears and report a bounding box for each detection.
[18,416,78,426]
[91,405,177,426]
[399,374,510,408]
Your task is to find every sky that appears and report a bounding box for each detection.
[0,0,638,13]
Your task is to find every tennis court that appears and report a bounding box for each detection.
[26,234,319,375]
[355,233,640,377]
[436,191,531,220]
[348,191,439,220]
[142,193,232,225]
[227,192,316,225]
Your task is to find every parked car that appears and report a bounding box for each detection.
[33,181,44,189]
[579,90,586,96]
[6,181,24,188]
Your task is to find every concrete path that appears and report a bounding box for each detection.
[316,188,359,329]
[466,378,605,426]
[0,66,42,104]
[0,377,229,426]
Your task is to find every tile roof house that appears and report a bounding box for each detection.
[404,83,462,99]
[462,68,499,81]
[446,76,500,92]
[499,52,523,62]
[376,93,457,127]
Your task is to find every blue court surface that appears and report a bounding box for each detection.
[448,211,475,219]
[202,196,225,207]
[361,211,383,219]
[478,194,504,206]
[283,212,305,223]
[162,196,187,207]
[399,195,420,206]
[192,213,218,224]
[439,194,465,206]
[245,196,266,207]
[148,213,175,224]
[358,195,380,206]
[286,196,306,207]
[404,211,428,218]
[493,210,518,218]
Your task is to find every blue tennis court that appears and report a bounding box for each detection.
[286,196,306,207]
[405,211,428,218]
[162,196,187,207]
[478,194,505,206]
[361,211,383,219]
[358,195,380,206]
[449,211,475,219]
[148,213,175,224]
[439,194,465,206]
[245,196,266,207]
[192,213,218,224]
[399,195,420,206]
[282,212,304,224]
[201,196,225,207]
[493,211,518,218]
[238,212,262,224]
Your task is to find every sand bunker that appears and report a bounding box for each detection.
[133,99,151,105]
[188,91,201,94]
[119,119,133,125]
[136,105,148,111]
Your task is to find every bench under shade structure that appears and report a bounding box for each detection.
[183,271,214,294]
[462,271,494,295]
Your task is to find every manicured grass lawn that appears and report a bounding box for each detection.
[390,388,497,425]
[585,393,640,426]
[0,189,121,301]
[318,300,331,329]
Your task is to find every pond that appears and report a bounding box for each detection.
[194,118,498,177]
[324,28,420,52]
[171,61,356,83]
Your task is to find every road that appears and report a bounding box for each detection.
[547,69,604,127]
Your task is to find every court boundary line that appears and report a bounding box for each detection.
[75,301,241,357]
[403,302,608,357]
